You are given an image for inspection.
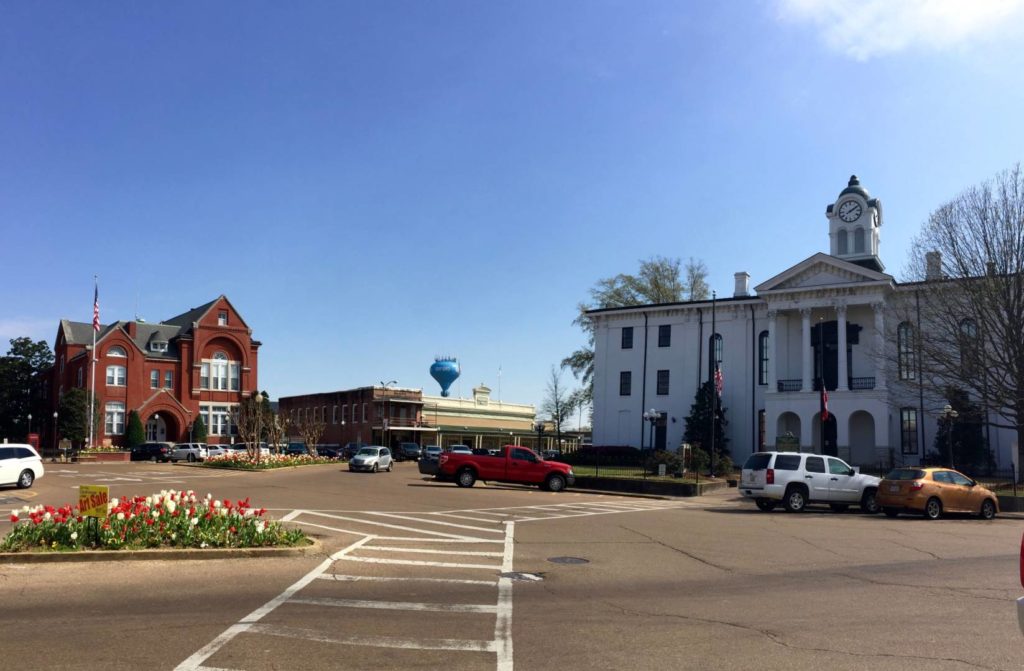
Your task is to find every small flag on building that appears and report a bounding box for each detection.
[821,386,829,422]
[714,365,723,397]
[92,280,100,332]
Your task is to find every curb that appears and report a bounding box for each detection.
[174,462,342,473]
[0,537,322,564]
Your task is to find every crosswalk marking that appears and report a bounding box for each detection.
[289,597,499,613]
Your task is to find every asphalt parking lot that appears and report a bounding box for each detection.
[0,460,1020,670]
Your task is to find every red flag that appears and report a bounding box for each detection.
[714,365,723,397]
[92,282,100,331]
[821,387,829,422]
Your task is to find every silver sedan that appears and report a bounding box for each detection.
[348,446,393,473]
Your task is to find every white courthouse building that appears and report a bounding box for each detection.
[590,176,1018,472]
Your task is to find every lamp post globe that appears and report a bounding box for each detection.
[941,404,959,469]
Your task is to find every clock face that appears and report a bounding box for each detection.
[838,200,862,222]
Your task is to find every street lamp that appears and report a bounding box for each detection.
[534,420,545,452]
[154,413,160,442]
[942,404,959,469]
[52,411,59,461]
[27,413,32,436]
[643,409,659,453]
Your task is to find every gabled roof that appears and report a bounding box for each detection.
[755,252,893,294]
[163,297,221,332]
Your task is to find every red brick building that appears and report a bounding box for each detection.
[45,295,260,448]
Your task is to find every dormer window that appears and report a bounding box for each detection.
[150,341,168,353]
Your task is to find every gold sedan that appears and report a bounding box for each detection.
[876,467,999,520]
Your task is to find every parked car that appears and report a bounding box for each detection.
[205,445,228,459]
[285,442,309,456]
[343,442,368,460]
[131,442,174,462]
[348,446,393,473]
[228,443,271,458]
[449,445,472,455]
[876,467,999,520]
[740,451,881,513]
[1018,531,1023,635]
[423,445,443,461]
[437,445,575,492]
[0,444,44,489]
[170,443,208,463]
[395,442,422,462]
[314,445,343,459]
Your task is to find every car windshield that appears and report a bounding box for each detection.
[356,448,378,456]
[885,468,925,480]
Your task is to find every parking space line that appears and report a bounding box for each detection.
[335,555,501,570]
[301,510,486,540]
[360,546,504,557]
[364,511,504,533]
[246,623,497,653]
[289,597,499,614]
[318,574,498,586]
[431,512,512,523]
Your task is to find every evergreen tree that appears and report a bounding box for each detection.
[191,415,208,443]
[126,410,146,447]
[57,388,90,446]
[683,381,729,467]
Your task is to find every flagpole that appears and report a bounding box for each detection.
[710,290,716,476]
[88,276,98,451]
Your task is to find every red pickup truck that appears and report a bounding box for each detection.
[438,445,576,492]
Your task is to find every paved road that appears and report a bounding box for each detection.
[0,461,1020,670]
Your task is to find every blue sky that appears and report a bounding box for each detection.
[3,1,1024,418]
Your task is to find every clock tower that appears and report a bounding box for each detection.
[826,175,884,272]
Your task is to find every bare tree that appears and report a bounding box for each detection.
[685,257,710,301]
[900,164,1024,481]
[233,395,270,464]
[266,409,290,455]
[541,366,577,454]
[297,414,326,457]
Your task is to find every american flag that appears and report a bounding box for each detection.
[92,281,100,331]
[821,387,829,422]
[714,365,723,397]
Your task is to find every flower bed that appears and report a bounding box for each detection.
[199,453,337,470]
[2,490,307,552]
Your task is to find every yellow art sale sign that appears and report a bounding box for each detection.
[78,485,109,518]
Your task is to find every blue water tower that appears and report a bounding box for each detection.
[430,357,460,397]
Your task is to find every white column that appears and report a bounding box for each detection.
[767,310,778,390]
[801,308,812,392]
[837,305,848,391]
[873,302,886,390]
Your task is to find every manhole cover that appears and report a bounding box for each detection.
[547,556,589,565]
[501,571,545,582]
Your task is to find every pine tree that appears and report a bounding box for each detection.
[683,381,729,467]
[126,410,146,447]
[191,415,208,443]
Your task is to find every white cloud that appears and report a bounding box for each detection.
[776,0,1024,60]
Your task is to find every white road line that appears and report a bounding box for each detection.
[496,521,515,671]
[371,536,503,544]
[360,546,504,557]
[431,512,512,523]
[317,574,498,586]
[246,623,497,653]
[284,519,377,536]
[289,597,498,614]
[364,511,503,533]
[174,536,373,671]
[279,509,302,522]
[300,510,483,540]
[335,555,500,570]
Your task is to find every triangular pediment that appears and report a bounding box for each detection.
[755,253,892,293]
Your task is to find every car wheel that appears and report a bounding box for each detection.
[829,504,849,513]
[860,489,880,514]
[979,499,996,520]
[387,461,393,472]
[545,474,566,493]
[348,466,354,472]
[923,497,942,520]
[456,468,476,488]
[783,486,807,513]
[883,507,900,518]
[373,463,379,473]
[187,454,196,463]
[755,498,776,512]
[151,456,157,463]
[16,470,34,489]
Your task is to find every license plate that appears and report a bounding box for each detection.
[889,484,900,493]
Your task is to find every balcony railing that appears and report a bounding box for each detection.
[775,378,876,392]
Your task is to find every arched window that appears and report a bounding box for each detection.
[853,227,865,253]
[708,333,723,379]
[107,346,126,358]
[959,318,978,374]
[837,229,848,255]
[758,330,769,385]
[897,322,916,381]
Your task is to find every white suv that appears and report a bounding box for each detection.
[0,444,45,489]
[170,443,208,463]
[740,451,880,514]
